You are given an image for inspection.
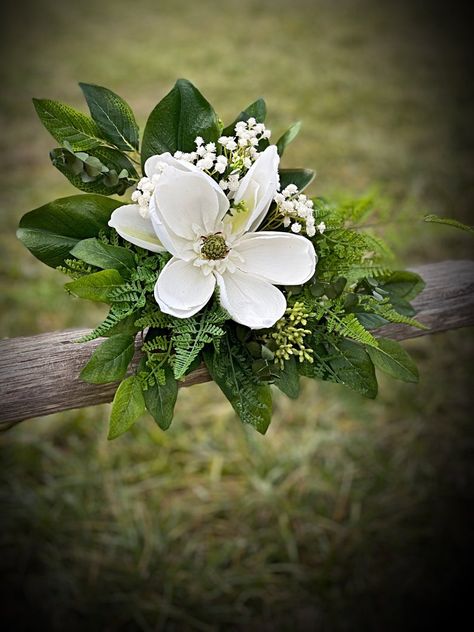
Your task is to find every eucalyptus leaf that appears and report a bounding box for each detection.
[33,98,104,151]
[51,146,137,195]
[276,121,301,157]
[279,168,315,192]
[366,338,419,383]
[65,269,124,303]
[79,83,139,151]
[17,194,121,268]
[141,79,221,165]
[80,334,135,384]
[108,375,146,440]
[71,238,135,277]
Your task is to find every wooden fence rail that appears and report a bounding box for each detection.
[1,260,473,428]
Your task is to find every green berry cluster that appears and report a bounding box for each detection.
[271,301,315,369]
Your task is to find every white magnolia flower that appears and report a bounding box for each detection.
[109,146,317,329]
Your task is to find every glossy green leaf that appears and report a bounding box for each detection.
[276,121,301,157]
[17,194,121,268]
[327,339,378,398]
[366,338,419,383]
[279,168,315,192]
[379,271,425,302]
[275,356,300,399]
[33,98,104,151]
[142,363,178,430]
[65,269,124,303]
[222,98,267,136]
[80,334,135,384]
[71,238,135,277]
[108,375,145,439]
[141,79,220,165]
[79,83,139,151]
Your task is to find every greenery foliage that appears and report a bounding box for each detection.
[17,78,429,438]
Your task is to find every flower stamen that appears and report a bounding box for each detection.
[200,233,229,260]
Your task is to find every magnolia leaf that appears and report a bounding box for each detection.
[276,121,302,157]
[65,269,124,303]
[275,356,300,399]
[222,98,267,136]
[141,362,178,430]
[71,238,135,277]
[17,195,121,268]
[33,98,105,151]
[79,83,139,151]
[366,338,419,383]
[279,168,315,193]
[141,79,220,165]
[325,339,378,398]
[108,375,145,439]
[80,334,135,384]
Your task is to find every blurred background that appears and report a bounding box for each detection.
[0,1,473,630]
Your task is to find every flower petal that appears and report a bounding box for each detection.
[233,145,280,234]
[154,257,216,318]
[155,168,229,239]
[145,153,228,211]
[108,204,165,252]
[216,270,286,329]
[235,232,316,285]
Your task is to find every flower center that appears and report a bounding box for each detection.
[200,233,229,260]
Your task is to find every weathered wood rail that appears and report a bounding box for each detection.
[1,260,473,428]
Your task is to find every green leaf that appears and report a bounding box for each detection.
[222,98,267,136]
[328,339,378,398]
[379,271,425,301]
[80,333,135,384]
[65,269,124,303]
[17,194,121,268]
[276,121,301,157]
[108,375,145,439]
[71,238,135,277]
[33,98,104,151]
[79,83,139,151]
[275,357,300,399]
[203,337,272,434]
[366,338,419,383]
[279,168,315,192]
[356,312,389,329]
[50,146,137,195]
[424,214,474,234]
[142,363,178,430]
[141,79,220,165]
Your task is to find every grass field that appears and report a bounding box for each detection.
[0,1,473,630]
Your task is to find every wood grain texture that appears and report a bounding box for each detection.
[1,260,473,427]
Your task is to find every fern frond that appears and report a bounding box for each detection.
[77,307,132,342]
[171,303,228,379]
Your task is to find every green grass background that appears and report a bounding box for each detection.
[0,1,472,630]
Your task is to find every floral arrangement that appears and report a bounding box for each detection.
[17,79,428,438]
